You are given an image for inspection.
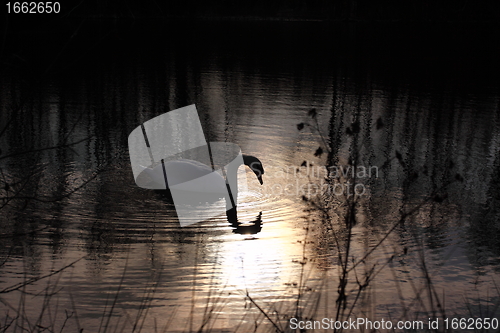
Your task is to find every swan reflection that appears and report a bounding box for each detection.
[228,210,263,235]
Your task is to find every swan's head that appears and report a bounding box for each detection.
[242,155,265,185]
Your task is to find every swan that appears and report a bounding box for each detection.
[139,154,264,212]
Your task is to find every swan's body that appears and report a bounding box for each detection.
[140,155,264,212]
[142,159,228,194]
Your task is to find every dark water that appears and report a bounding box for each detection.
[1,21,500,332]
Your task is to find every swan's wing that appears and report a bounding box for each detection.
[170,171,227,194]
[140,165,168,189]
[167,161,227,193]
[140,159,228,194]
[164,160,213,186]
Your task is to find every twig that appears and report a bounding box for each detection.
[0,136,93,161]
[0,258,81,294]
[244,291,283,333]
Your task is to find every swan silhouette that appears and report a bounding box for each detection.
[139,154,264,218]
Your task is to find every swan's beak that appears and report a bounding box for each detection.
[257,175,263,185]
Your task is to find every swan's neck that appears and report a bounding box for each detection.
[224,158,243,210]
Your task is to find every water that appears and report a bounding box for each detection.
[1,21,500,332]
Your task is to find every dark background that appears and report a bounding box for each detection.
[1,1,500,93]
[3,0,500,21]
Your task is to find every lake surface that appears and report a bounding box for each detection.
[1,21,500,332]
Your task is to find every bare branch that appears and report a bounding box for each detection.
[0,136,93,161]
[0,258,82,294]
